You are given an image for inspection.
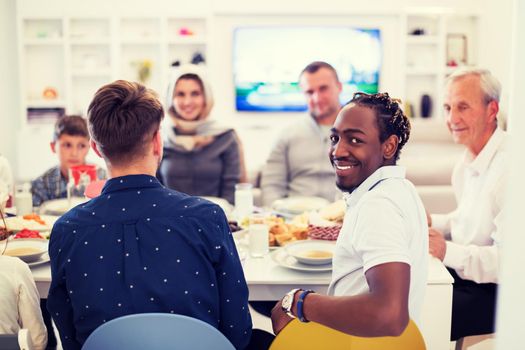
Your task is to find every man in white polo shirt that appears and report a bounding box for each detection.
[271,92,428,336]
[428,68,504,340]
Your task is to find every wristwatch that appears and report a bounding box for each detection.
[281,288,300,318]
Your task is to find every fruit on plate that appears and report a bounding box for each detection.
[22,213,46,225]
[14,229,44,239]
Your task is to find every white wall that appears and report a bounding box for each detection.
[478,0,514,121]
[0,0,20,171]
[495,0,525,348]
[6,0,515,182]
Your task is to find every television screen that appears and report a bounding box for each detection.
[233,26,382,112]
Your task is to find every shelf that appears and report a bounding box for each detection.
[70,38,111,45]
[18,14,209,125]
[406,68,440,76]
[120,38,161,45]
[71,69,112,77]
[24,38,64,45]
[26,100,66,108]
[167,36,207,45]
[406,35,439,45]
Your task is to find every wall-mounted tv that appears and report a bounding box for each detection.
[233,26,382,112]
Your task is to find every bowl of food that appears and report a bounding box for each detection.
[285,240,335,265]
[2,238,48,263]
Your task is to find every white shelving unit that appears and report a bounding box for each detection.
[401,9,480,121]
[17,15,209,124]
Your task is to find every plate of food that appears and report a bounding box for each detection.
[2,238,49,264]
[0,214,58,232]
[39,197,87,216]
[27,252,50,268]
[272,196,330,216]
[271,246,333,272]
[236,214,309,248]
[284,240,335,265]
[200,196,233,216]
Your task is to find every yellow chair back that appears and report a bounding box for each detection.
[269,319,426,350]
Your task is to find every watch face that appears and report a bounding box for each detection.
[282,293,293,311]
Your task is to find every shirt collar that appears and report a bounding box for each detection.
[343,165,406,207]
[464,128,505,176]
[51,166,66,181]
[101,174,162,195]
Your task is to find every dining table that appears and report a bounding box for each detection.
[31,247,453,350]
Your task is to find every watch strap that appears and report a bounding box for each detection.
[297,289,314,323]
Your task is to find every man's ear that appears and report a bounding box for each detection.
[382,135,399,160]
[90,140,103,158]
[152,130,162,156]
[50,141,56,154]
[487,100,499,124]
[336,81,343,94]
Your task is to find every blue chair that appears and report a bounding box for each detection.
[82,313,235,350]
[0,329,32,350]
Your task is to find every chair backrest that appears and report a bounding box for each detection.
[0,329,33,350]
[269,319,426,350]
[82,313,235,350]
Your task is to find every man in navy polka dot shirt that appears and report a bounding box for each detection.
[47,80,252,349]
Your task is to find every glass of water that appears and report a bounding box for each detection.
[248,214,269,258]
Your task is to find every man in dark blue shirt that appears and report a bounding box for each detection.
[47,80,252,349]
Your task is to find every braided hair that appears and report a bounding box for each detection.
[349,92,411,161]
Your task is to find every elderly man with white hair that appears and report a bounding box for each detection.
[427,68,506,341]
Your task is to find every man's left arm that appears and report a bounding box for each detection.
[272,262,410,337]
[272,195,414,336]
[213,213,252,349]
[47,223,81,349]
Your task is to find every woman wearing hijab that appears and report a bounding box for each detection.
[158,64,244,204]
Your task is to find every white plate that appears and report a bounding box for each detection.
[2,239,49,263]
[39,197,87,216]
[1,215,58,232]
[272,196,330,215]
[200,196,233,215]
[271,247,332,272]
[285,240,335,265]
[27,252,50,268]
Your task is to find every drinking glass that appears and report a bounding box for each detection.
[234,183,254,220]
[248,213,269,258]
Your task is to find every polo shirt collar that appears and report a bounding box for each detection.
[343,165,406,207]
[101,174,162,195]
[465,128,505,176]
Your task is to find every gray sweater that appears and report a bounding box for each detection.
[261,115,340,206]
[158,129,241,204]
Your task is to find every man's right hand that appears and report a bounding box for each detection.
[271,300,294,335]
[428,228,446,261]
[426,210,432,227]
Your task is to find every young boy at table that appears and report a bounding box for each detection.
[30,115,106,207]
[271,92,429,337]
[30,115,106,349]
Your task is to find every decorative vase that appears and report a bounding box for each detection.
[421,94,432,118]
